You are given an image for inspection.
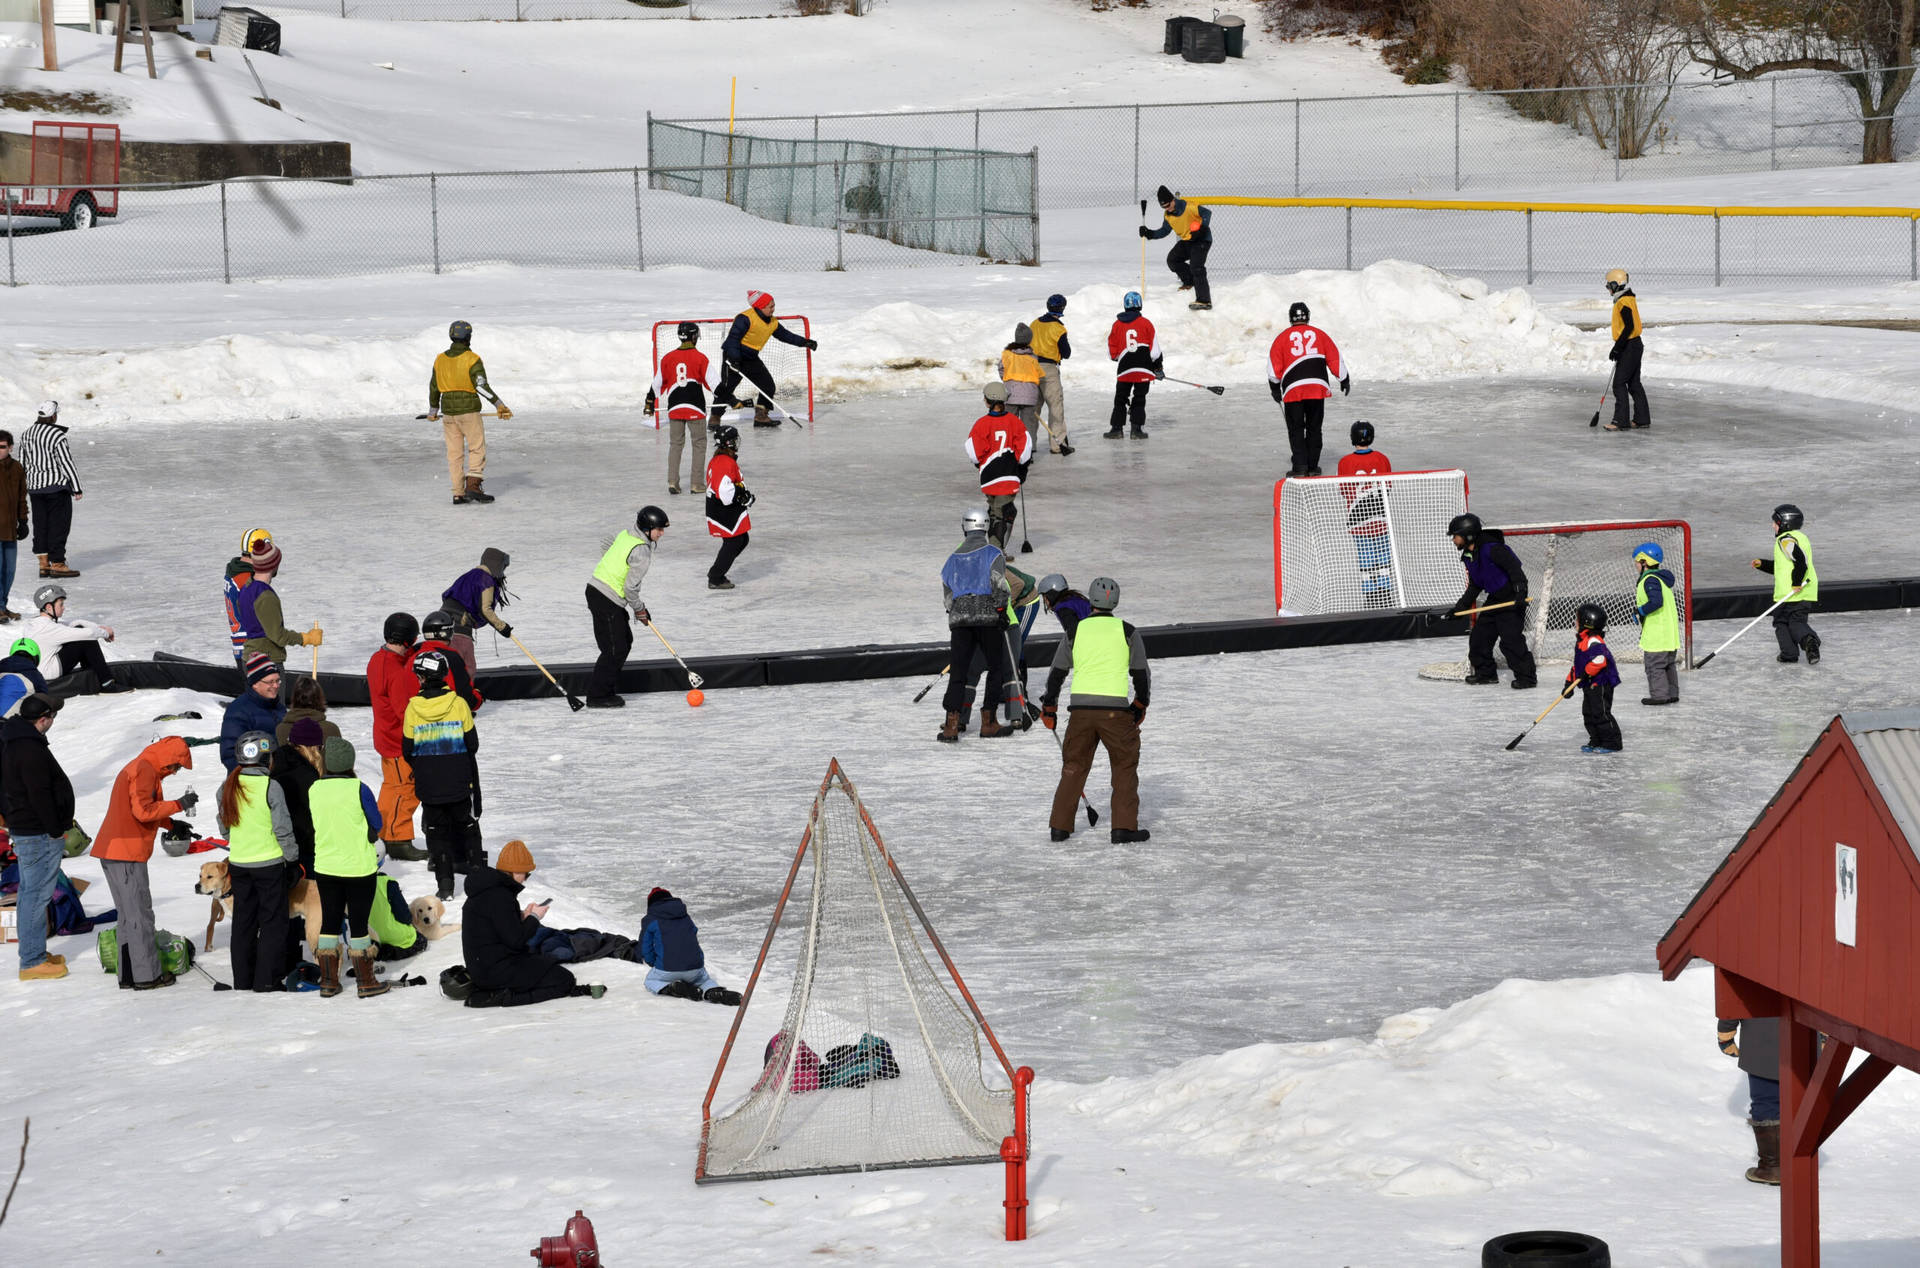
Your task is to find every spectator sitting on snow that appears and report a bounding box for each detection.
[370,871,428,963]
[639,887,740,1005]
[461,839,604,1007]
[19,582,129,693]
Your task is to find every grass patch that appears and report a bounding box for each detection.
[1,89,127,117]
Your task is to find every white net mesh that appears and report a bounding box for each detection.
[1274,470,1469,615]
[1418,521,1691,681]
[651,317,814,424]
[698,772,1013,1183]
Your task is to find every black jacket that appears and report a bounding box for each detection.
[462,867,554,992]
[270,746,321,872]
[1,715,72,837]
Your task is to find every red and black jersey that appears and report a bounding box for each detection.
[1269,323,1348,402]
[1336,449,1391,479]
[1108,314,1162,383]
[654,348,718,422]
[1337,449,1393,535]
[705,453,751,538]
[964,411,1033,496]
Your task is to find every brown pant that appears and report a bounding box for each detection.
[1050,708,1140,832]
[668,414,707,490]
[1038,364,1068,448]
[378,755,419,844]
[442,411,486,492]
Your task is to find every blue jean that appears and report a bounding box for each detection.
[12,832,61,970]
[0,539,15,612]
[1749,1074,1781,1123]
[646,964,718,995]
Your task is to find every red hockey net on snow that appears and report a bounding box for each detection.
[650,316,813,426]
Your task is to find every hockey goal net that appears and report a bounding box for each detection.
[698,760,1021,1186]
[1274,469,1470,615]
[650,315,814,426]
[1418,520,1693,680]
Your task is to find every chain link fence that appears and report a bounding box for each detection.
[251,0,839,20]
[665,68,1920,208]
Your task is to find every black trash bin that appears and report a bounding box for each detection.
[1218,14,1246,57]
[1163,15,1199,54]
[1181,20,1227,64]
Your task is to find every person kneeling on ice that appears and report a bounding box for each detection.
[1561,604,1623,754]
[639,887,741,1005]
[461,839,603,1006]
[1632,542,1680,705]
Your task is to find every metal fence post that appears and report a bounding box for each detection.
[1453,93,1461,191]
[430,173,441,275]
[5,193,13,288]
[220,181,231,285]
[1133,104,1140,204]
[1293,99,1301,197]
[1029,147,1040,266]
[1525,208,1533,285]
[1910,214,1916,282]
[633,167,645,272]
[1344,203,1352,270]
[1713,211,1721,287]
[1770,80,1778,171]
[834,160,845,270]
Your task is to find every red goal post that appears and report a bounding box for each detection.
[649,315,814,427]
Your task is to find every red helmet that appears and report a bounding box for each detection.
[748,290,775,313]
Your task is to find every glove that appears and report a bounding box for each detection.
[1716,1025,1740,1058]
[13,520,25,540]
[1608,347,1618,362]
[1137,225,1151,238]
[736,486,756,509]
[1750,558,1765,570]
[497,623,513,639]
[1268,381,1286,405]
[634,606,651,625]
[643,391,657,414]
[1561,679,1578,699]
[1340,380,1350,396]
[283,860,304,892]
[1041,703,1058,731]
[176,790,199,814]
[1017,461,1032,481]
[165,818,192,836]
[302,627,324,647]
[494,403,514,420]
[804,339,819,351]
[1425,606,1457,626]
[1129,702,1147,725]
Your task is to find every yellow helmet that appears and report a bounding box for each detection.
[1605,268,1629,288]
[240,528,273,556]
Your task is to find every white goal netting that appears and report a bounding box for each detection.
[650,316,814,425]
[1274,469,1469,615]
[1418,520,1692,681]
[697,764,1014,1184]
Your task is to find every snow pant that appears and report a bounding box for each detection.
[1467,603,1535,682]
[100,857,158,983]
[52,638,114,687]
[1110,380,1149,432]
[467,959,576,1007]
[668,414,708,490]
[1167,235,1212,304]
[229,861,289,992]
[442,411,487,493]
[1611,341,1649,428]
[315,872,376,941]
[0,539,16,612]
[1050,708,1141,832]
[985,493,1018,550]
[960,609,1034,725]
[647,964,720,995]
[1283,398,1325,473]
[378,756,419,846]
[375,934,428,963]
[29,489,73,565]
[1038,364,1069,449]
[1773,601,1817,658]
[1749,1073,1781,1122]
[1643,649,1679,702]
[1580,683,1622,750]
[715,353,777,413]
[942,623,1009,716]
[422,801,484,879]
[585,585,633,700]
[709,532,749,585]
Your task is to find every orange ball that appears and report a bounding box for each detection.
[687,689,705,708]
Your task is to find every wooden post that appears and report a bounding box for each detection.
[40,0,59,71]
[309,622,319,680]
[1779,1012,1820,1267]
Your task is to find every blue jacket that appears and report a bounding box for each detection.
[639,895,705,972]
[220,689,287,771]
[0,652,46,719]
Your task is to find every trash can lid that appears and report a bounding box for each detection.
[1217,13,1246,26]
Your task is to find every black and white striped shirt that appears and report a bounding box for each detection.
[18,421,80,495]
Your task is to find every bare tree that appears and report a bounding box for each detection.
[1572,0,1690,157]
[1681,0,1917,161]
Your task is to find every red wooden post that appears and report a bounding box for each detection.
[1780,1014,1820,1267]
[1002,1066,1034,1241]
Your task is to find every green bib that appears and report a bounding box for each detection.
[1773,530,1817,602]
[369,874,418,951]
[592,530,644,596]
[1071,615,1131,700]
[227,772,281,866]
[310,777,376,878]
[1637,571,1680,654]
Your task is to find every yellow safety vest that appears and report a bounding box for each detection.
[738,307,781,352]
[1611,292,1641,342]
[227,772,281,866]
[434,349,481,394]
[368,874,418,950]
[310,777,376,879]
[1000,348,1041,386]
[1773,530,1818,602]
[1636,571,1680,654]
[1164,203,1203,241]
[592,530,645,595]
[1071,615,1132,700]
[1030,319,1066,363]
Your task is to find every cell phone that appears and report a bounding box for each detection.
[539,897,554,907]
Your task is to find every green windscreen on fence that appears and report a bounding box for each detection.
[648,119,1038,264]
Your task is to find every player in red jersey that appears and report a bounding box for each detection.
[646,322,721,497]
[1333,421,1395,607]
[704,426,753,590]
[1106,291,1162,439]
[1268,301,1349,477]
[965,383,1033,550]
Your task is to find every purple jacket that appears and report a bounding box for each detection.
[1572,632,1622,688]
[1456,530,1527,610]
[442,567,493,624]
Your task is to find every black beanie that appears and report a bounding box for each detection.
[1156,185,1173,205]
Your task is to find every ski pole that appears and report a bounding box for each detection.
[913,663,949,703]
[1049,721,1101,827]
[507,633,586,712]
[1160,375,1226,395]
[1695,586,1806,669]
[1017,488,1032,554]
[646,620,704,688]
[1506,686,1572,751]
[723,361,804,429]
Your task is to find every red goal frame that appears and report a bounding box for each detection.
[650,315,813,426]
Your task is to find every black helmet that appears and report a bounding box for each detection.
[439,964,473,1002]
[449,319,473,344]
[637,505,670,533]
[383,612,419,646]
[421,609,455,640]
[676,321,700,344]
[1289,302,1310,325]
[1576,603,1608,633]
[712,424,740,454]
[1771,503,1804,532]
[412,649,451,684]
[1447,513,1482,545]
[1350,420,1374,448]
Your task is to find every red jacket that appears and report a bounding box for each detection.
[367,643,421,758]
[1108,314,1162,383]
[90,737,192,863]
[964,411,1032,496]
[1269,323,1348,402]
[706,453,751,538]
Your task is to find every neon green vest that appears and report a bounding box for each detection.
[592,530,644,595]
[227,772,281,866]
[310,777,375,878]
[1071,615,1132,699]
[1636,570,1680,654]
[1773,530,1817,602]
[369,874,418,951]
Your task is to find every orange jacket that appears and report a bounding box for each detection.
[89,737,192,863]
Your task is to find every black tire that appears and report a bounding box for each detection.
[61,194,97,231]
[1482,1231,1610,1267]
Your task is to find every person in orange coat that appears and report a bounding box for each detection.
[90,736,195,990]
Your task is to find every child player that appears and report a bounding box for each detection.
[1336,422,1393,608]
[1562,603,1623,754]
[1631,541,1680,705]
[1106,291,1161,439]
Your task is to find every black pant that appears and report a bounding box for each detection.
[29,490,72,563]
[316,872,376,940]
[422,800,484,877]
[1110,381,1149,431]
[1611,341,1650,427]
[469,961,577,1008]
[230,863,289,992]
[715,352,777,412]
[1773,601,1817,657]
[1283,399,1325,473]
[1467,603,1535,682]
[1581,683,1623,750]
[585,585,633,700]
[376,935,428,963]
[1168,236,1212,304]
[942,624,1010,715]
[961,626,1026,718]
[53,639,113,687]
[710,532,749,584]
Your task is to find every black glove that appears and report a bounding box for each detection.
[497,623,513,639]
[1129,701,1147,724]
[1340,380,1350,396]
[1137,225,1150,238]
[1425,606,1457,626]
[13,520,24,540]
[471,789,483,820]
[1018,460,1032,481]
[736,486,756,509]
[804,339,819,351]
[166,818,192,836]
[1608,346,1619,362]
[1268,381,1286,405]
[283,860,304,891]
[176,789,199,813]
[1561,680,1578,698]
[643,391,657,414]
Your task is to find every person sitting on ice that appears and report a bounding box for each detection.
[638,887,740,1005]
[461,839,604,1006]
[19,582,129,693]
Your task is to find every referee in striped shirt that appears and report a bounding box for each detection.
[19,403,81,580]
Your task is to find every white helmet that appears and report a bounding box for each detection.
[962,508,991,534]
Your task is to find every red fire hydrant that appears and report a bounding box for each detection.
[531,1210,600,1267]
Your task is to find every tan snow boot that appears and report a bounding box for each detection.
[753,403,775,427]
[318,950,343,998]
[1746,1120,1781,1185]
[979,711,1009,738]
[937,711,961,743]
[354,951,390,998]
[35,553,48,578]
[44,560,79,578]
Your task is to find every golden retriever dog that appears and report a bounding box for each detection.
[409,895,459,941]
[194,859,324,954]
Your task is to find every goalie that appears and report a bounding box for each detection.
[711,290,817,428]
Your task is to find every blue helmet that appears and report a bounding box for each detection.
[1123,290,1143,311]
[1632,541,1663,567]
[1046,293,1067,313]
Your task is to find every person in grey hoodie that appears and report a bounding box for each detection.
[584,506,668,708]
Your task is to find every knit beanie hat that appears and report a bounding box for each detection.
[1155,184,1173,205]
[248,542,283,575]
[1013,322,1032,345]
[496,839,536,874]
[322,736,355,774]
[244,652,280,686]
[288,716,325,748]
[647,887,672,904]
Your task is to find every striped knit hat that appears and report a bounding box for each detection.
[243,652,280,685]
[248,542,283,574]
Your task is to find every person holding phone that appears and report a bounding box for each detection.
[460,839,604,1007]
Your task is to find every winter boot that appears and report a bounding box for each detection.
[1510,677,1538,689]
[35,553,48,578]
[429,846,455,902]
[937,711,961,743]
[18,959,69,981]
[979,712,1010,738]
[464,477,494,504]
[708,578,735,590]
[571,983,608,999]
[1463,673,1500,685]
[1130,425,1148,439]
[1110,828,1151,844]
[318,950,343,998]
[1103,427,1124,439]
[1746,1120,1782,1185]
[1777,653,1798,663]
[386,839,428,862]
[657,979,702,1001]
[668,482,681,495]
[704,986,743,1006]
[354,952,390,998]
[44,560,79,578]
[1801,633,1821,665]
[585,694,626,708]
[1049,828,1072,843]
[1188,301,1212,311]
[452,488,470,506]
[753,403,777,427]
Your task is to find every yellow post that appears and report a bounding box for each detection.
[726,76,737,207]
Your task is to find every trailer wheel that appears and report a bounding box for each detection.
[1482,1231,1610,1267]
[62,195,97,231]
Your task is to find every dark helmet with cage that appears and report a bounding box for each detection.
[420,609,455,642]
[412,649,451,686]
[1350,420,1374,448]
[711,424,741,455]
[1447,513,1482,547]
[1289,302,1310,325]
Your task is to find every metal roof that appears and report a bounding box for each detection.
[1842,710,1920,858]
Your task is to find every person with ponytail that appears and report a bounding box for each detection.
[221,730,300,993]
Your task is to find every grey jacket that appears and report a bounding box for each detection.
[1727,1017,1780,1082]
[589,534,655,612]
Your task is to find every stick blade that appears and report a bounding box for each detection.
[1504,731,1529,751]
[1021,541,1033,554]
[566,694,587,713]
[1086,805,1100,826]
[1694,652,1716,669]
[1588,411,1600,428]
[1208,385,1226,395]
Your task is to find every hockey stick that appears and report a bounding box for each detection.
[1017,488,1033,554]
[190,959,233,991]
[1694,586,1806,669]
[646,621,705,689]
[309,622,319,681]
[1139,199,1148,297]
[1049,722,1101,827]
[1160,375,1226,396]
[722,361,805,428]
[415,411,506,420]
[1586,370,1610,428]
[507,633,586,712]
[1506,687,1572,751]
[999,627,1031,730]
[1452,597,1536,618]
[913,663,949,703]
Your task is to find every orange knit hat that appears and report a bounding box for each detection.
[496,839,536,874]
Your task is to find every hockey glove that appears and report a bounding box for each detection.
[1716,1024,1740,1058]
[1561,680,1578,699]
[302,627,324,647]
[643,391,657,414]
[736,486,756,509]
[1041,703,1058,731]
[804,339,819,351]
[497,623,513,639]
[1340,380,1350,396]
[1137,225,1151,238]
[1129,702,1147,725]
[176,790,199,814]
[283,860,305,891]
[634,606,651,625]
[494,403,514,420]
[1425,606,1456,626]
[1268,381,1286,405]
